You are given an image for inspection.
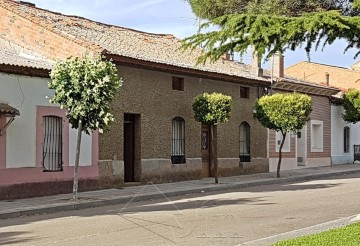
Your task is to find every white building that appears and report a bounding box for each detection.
[0,37,98,200]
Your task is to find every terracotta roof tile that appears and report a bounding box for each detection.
[0,35,53,70]
[0,103,20,116]
[1,0,268,82]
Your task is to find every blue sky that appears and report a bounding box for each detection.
[29,0,359,68]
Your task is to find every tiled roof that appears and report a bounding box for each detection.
[0,0,268,82]
[352,61,360,71]
[0,36,53,70]
[0,103,20,116]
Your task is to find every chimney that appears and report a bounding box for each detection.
[271,52,284,78]
[325,72,330,86]
[251,51,263,77]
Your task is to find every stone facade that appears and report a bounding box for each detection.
[99,65,269,184]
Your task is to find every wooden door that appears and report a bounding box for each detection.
[124,114,135,182]
[201,124,211,177]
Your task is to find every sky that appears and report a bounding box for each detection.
[28,0,359,69]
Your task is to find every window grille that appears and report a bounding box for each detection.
[171,117,185,164]
[42,116,63,172]
[239,122,251,162]
[344,127,350,153]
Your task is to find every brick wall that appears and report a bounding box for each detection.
[0,3,97,59]
[285,62,360,90]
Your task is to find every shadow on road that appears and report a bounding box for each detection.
[0,174,353,229]
[0,231,36,245]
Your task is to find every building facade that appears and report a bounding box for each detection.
[285,60,360,165]
[0,38,98,200]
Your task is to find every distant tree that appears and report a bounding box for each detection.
[192,92,232,184]
[342,89,360,123]
[49,56,122,199]
[183,0,360,63]
[186,0,359,20]
[254,93,312,178]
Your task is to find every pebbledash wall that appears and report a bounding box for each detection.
[99,65,269,184]
[268,93,332,172]
[0,72,98,199]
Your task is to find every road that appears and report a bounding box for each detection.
[1,173,360,246]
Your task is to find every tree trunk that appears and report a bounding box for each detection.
[73,119,83,200]
[277,131,287,178]
[210,125,219,184]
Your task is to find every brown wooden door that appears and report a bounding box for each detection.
[201,124,211,177]
[124,114,135,182]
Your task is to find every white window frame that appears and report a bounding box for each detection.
[275,131,291,152]
[311,120,324,152]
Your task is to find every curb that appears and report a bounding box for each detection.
[1,169,360,220]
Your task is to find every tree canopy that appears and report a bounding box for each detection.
[192,92,232,125]
[342,88,360,123]
[255,93,312,133]
[183,0,360,62]
[186,0,359,19]
[254,93,312,178]
[192,92,232,184]
[49,56,122,134]
[49,55,122,199]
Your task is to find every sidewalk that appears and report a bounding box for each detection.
[1,164,360,220]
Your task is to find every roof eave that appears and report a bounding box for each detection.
[274,80,340,97]
[0,63,50,78]
[106,54,270,87]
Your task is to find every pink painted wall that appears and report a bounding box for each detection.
[36,106,70,167]
[0,165,98,186]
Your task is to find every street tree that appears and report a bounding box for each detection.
[254,93,312,178]
[192,92,232,184]
[182,0,360,63]
[185,0,359,20]
[49,56,122,199]
[342,88,360,123]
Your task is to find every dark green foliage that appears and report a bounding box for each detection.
[342,89,360,123]
[192,92,232,125]
[186,0,359,19]
[182,11,360,63]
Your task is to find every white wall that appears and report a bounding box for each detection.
[331,105,360,164]
[0,72,93,168]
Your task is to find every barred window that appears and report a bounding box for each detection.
[239,122,251,162]
[344,127,350,153]
[42,116,63,172]
[171,117,185,164]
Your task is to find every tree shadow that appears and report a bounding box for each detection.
[110,196,276,215]
[0,231,35,245]
[245,182,343,193]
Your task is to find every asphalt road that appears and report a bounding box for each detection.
[1,173,360,246]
